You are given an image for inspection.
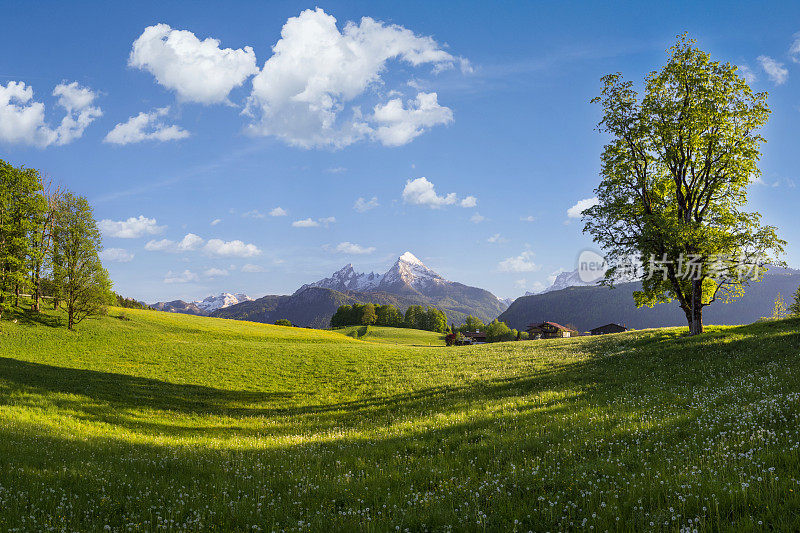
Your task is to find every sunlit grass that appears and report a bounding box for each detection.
[1,306,799,531]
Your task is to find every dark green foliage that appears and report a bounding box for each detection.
[458,315,485,334]
[789,285,800,316]
[114,293,150,310]
[0,160,44,319]
[274,319,292,327]
[331,302,447,333]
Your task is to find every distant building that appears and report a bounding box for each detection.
[590,323,627,335]
[527,322,577,339]
[462,331,487,344]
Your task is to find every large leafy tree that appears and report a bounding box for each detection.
[584,34,784,335]
[56,192,112,330]
[0,160,44,319]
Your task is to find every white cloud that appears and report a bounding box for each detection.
[737,64,757,84]
[327,166,347,173]
[319,216,336,227]
[498,251,539,272]
[129,23,258,104]
[144,238,175,252]
[292,218,319,228]
[178,233,204,251]
[520,215,536,222]
[163,269,199,284]
[567,197,599,218]
[203,267,229,278]
[245,8,465,148]
[0,80,101,147]
[210,218,222,226]
[100,215,165,238]
[470,213,486,223]
[241,263,266,273]
[402,177,457,208]
[757,55,788,85]
[242,209,266,219]
[332,242,375,255]
[270,207,288,217]
[99,248,134,263]
[104,107,189,145]
[354,196,379,212]
[203,238,261,257]
[790,33,800,63]
[371,92,453,146]
[514,278,527,289]
[144,232,204,252]
[487,233,507,243]
[460,196,477,208]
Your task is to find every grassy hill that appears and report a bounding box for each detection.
[2,307,800,531]
[332,325,446,345]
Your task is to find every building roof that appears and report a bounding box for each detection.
[527,321,575,331]
[590,323,627,331]
[463,331,486,338]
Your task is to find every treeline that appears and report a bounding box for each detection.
[453,315,527,343]
[1,159,111,330]
[330,303,448,333]
[114,293,151,310]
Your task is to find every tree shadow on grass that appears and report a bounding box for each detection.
[3,306,62,328]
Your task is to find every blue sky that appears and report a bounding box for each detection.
[2,1,799,302]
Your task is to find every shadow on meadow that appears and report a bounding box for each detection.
[2,317,798,440]
[3,318,800,530]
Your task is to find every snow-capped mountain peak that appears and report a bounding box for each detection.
[398,251,424,266]
[298,252,448,295]
[297,264,384,293]
[194,292,253,313]
[382,252,446,289]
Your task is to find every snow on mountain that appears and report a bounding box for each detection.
[379,252,446,290]
[299,252,448,295]
[296,264,384,294]
[194,292,253,313]
[524,269,598,296]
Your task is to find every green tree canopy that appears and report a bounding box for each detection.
[55,192,112,330]
[584,34,785,335]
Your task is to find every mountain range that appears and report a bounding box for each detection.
[151,292,252,316]
[500,266,800,331]
[156,252,507,328]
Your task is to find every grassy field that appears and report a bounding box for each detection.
[332,325,446,346]
[1,306,800,531]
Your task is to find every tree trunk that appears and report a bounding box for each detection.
[14,283,19,307]
[32,269,40,312]
[689,279,704,335]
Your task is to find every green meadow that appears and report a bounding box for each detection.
[333,325,446,346]
[1,307,800,531]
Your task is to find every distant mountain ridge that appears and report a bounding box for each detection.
[214,252,507,327]
[151,292,252,316]
[500,266,800,331]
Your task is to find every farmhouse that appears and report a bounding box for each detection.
[527,322,577,339]
[590,323,628,335]
[462,331,487,344]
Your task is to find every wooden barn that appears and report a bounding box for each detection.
[462,331,487,344]
[527,322,576,339]
[590,323,627,335]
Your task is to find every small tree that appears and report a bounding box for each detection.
[361,303,377,326]
[460,315,485,333]
[789,285,800,316]
[771,293,788,319]
[275,318,292,326]
[56,192,112,330]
